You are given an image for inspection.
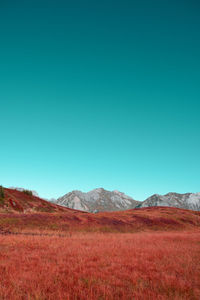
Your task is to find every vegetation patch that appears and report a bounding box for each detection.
[22,190,33,196]
[0,198,5,206]
[0,186,5,205]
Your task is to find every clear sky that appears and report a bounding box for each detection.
[0,0,200,200]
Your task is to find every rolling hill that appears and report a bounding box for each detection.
[0,188,70,213]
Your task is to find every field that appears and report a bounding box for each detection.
[1,189,200,299]
[0,231,200,300]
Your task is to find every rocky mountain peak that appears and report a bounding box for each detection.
[56,188,139,212]
[138,192,200,211]
[53,189,200,212]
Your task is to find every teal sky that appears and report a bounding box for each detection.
[0,0,200,200]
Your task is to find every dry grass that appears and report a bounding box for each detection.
[0,231,200,300]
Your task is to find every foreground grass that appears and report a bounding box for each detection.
[0,231,200,299]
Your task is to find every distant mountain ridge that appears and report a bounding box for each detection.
[56,188,140,212]
[138,192,200,211]
[55,189,200,212]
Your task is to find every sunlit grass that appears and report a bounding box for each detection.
[0,231,200,299]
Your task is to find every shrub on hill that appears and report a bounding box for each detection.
[0,186,4,198]
[23,190,33,196]
[0,186,5,205]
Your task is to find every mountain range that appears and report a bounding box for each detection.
[139,192,200,211]
[54,188,200,212]
[56,188,140,212]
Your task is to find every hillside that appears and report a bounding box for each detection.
[0,188,70,213]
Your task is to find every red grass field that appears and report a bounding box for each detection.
[0,231,200,300]
[1,189,200,299]
[1,206,200,234]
